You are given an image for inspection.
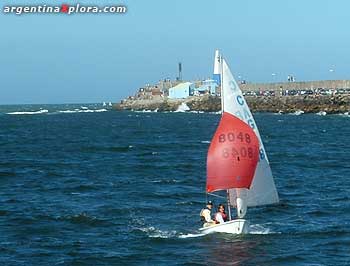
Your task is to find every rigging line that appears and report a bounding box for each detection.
[207,192,226,199]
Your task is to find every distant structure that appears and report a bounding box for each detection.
[168,82,194,99]
[177,62,182,81]
[130,50,350,102]
[125,50,350,102]
[287,75,296,82]
[193,79,217,96]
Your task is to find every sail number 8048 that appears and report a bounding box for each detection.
[222,147,254,159]
[218,132,251,143]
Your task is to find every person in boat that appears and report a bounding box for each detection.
[200,201,216,227]
[214,204,228,224]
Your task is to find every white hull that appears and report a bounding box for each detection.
[199,219,249,234]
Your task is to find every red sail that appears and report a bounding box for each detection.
[206,112,260,192]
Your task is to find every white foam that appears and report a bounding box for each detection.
[138,225,207,239]
[339,112,349,117]
[134,110,153,113]
[59,109,107,113]
[248,224,279,234]
[316,111,327,116]
[178,233,206,238]
[138,226,177,239]
[209,111,222,115]
[175,102,190,112]
[249,229,271,234]
[150,179,180,183]
[78,109,107,113]
[6,109,49,115]
[274,110,284,115]
[190,111,204,114]
[201,140,211,144]
[59,110,78,113]
[291,110,304,116]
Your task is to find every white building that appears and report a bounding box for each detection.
[168,82,194,99]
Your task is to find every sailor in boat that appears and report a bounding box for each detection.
[214,204,228,224]
[200,201,216,227]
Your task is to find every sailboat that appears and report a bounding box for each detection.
[199,51,279,234]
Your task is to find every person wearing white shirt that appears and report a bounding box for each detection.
[200,201,215,227]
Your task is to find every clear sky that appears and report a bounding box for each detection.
[1,0,349,104]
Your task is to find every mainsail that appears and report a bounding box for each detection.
[207,51,279,211]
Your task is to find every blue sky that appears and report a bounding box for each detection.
[1,0,349,104]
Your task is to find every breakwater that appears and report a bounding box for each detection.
[116,79,350,113]
[115,94,350,113]
[240,79,350,92]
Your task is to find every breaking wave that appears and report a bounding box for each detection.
[338,112,349,117]
[58,108,107,113]
[6,109,49,115]
[5,108,108,115]
[175,103,190,112]
[290,110,304,116]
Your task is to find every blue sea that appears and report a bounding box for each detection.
[0,104,349,266]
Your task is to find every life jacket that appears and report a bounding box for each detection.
[215,211,228,223]
[222,212,228,222]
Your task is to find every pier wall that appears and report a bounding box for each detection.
[116,94,350,113]
[240,80,350,92]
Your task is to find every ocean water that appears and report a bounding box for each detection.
[0,104,349,266]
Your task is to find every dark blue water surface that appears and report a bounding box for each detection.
[0,104,349,266]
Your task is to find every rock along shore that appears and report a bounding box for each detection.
[115,95,350,114]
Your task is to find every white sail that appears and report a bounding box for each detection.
[213,50,221,86]
[220,57,279,207]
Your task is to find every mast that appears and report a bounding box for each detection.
[220,54,224,114]
[220,54,232,221]
[226,191,232,221]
